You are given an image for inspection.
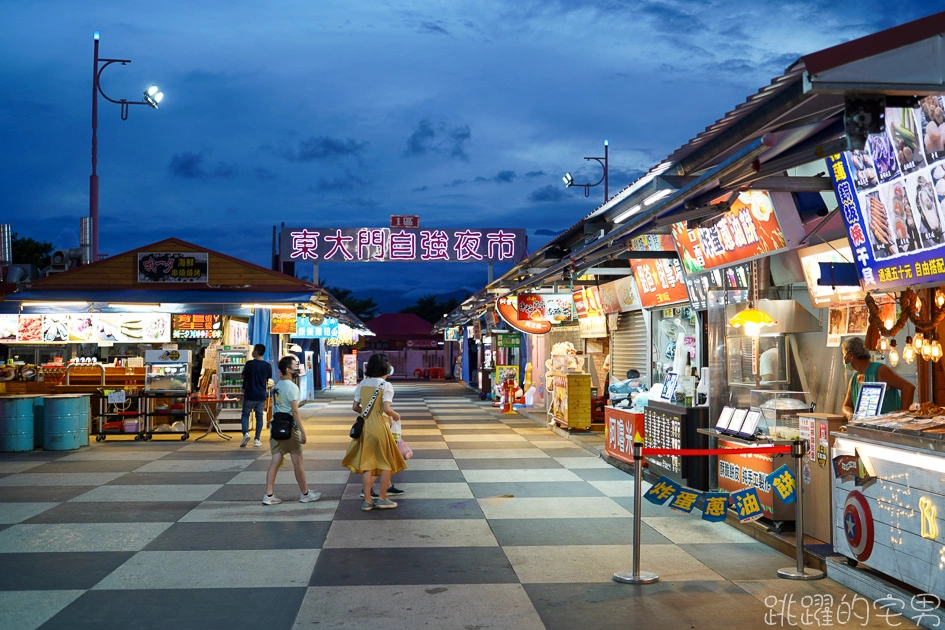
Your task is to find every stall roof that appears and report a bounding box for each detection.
[436,10,945,329]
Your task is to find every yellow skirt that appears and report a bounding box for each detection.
[342,411,408,475]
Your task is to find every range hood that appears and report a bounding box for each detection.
[726,299,822,334]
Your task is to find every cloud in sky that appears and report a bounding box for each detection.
[0,0,937,298]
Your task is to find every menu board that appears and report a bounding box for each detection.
[856,382,887,417]
[572,286,604,319]
[798,238,868,307]
[671,191,786,273]
[269,307,298,334]
[172,314,223,340]
[597,281,622,314]
[0,313,171,343]
[612,276,641,312]
[828,96,945,290]
[516,293,575,322]
[294,316,339,339]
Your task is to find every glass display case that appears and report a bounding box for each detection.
[216,347,249,430]
[143,350,191,392]
[750,389,812,440]
[726,333,788,388]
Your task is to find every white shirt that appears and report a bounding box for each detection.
[354,377,394,405]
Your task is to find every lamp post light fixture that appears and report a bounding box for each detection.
[90,31,163,262]
[563,140,609,202]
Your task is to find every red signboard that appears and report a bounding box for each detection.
[516,293,574,322]
[718,440,785,518]
[670,191,785,274]
[390,215,420,228]
[605,408,645,464]
[629,258,689,308]
[572,287,604,319]
[496,296,551,335]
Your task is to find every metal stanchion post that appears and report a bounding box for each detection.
[778,439,825,580]
[614,441,659,584]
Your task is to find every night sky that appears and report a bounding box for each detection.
[1,1,935,308]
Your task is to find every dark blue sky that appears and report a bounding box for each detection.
[0,1,934,306]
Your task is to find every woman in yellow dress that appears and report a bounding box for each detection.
[342,353,407,510]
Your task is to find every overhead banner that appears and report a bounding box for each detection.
[294,316,339,339]
[137,252,209,283]
[627,235,689,308]
[516,293,575,323]
[1,313,172,344]
[827,96,945,290]
[281,227,526,263]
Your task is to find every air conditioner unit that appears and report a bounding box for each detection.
[46,248,84,275]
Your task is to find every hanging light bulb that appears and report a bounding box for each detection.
[914,333,925,351]
[884,315,895,331]
[915,296,923,313]
[888,339,899,367]
[932,337,942,363]
[937,291,945,308]
[922,340,933,360]
[903,336,916,364]
[878,336,889,353]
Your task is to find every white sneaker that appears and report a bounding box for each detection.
[253,439,262,447]
[240,434,251,447]
[299,490,322,503]
[262,494,282,505]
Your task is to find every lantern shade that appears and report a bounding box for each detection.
[728,308,777,330]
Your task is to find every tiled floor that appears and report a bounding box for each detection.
[0,382,920,629]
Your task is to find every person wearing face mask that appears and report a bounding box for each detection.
[841,336,915,421]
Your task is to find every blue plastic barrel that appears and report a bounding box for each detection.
[43,395,84,451]
[0,396,36,452]
[32,396,44,449]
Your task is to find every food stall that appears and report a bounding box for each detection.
[0,237,363,446]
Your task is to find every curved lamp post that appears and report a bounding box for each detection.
[563,140,609,202]
[90,31,163,261]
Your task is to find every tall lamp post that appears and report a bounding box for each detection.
[563,140,609,203]
[91,31,163,261]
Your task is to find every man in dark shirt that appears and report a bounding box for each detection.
[241,344,273,447]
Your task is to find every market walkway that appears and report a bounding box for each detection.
[0,383,920,629]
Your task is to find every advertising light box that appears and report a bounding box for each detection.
[827,95,945,290]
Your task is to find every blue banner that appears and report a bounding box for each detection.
[644,477,682,505]
[701,492,729,523]
[731,488,764,523]
[294,317,339,339]
[766,464,798,505]
[826,99,945,291]
[667,487,700,514]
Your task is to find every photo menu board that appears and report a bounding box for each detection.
[827,95,945,290]
[0,313,171,343]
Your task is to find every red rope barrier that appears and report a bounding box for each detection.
[641,446,792,457]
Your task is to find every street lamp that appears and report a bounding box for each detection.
[563,140,609,202]
[90,31,163,261]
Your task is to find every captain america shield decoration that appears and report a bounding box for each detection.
[843,490,874,562]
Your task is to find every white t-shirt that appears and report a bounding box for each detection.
[354,377,394,407]
[272,379,300,414]
[759,347,779,381]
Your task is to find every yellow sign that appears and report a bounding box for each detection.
[920,497,938,540]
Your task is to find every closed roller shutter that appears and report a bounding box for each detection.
[611,311,647,381]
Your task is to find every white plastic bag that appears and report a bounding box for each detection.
[390,419,402,440]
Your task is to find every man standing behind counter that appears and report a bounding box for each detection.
[841,336,915,421]
[241,344,273,447]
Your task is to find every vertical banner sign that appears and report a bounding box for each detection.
[826,97,945,290]
[269,308,298,335]
[342,352,358,385]
[137,252,209,283]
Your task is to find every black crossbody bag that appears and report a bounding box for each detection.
[350,384,383,439]
[270,385,295,440]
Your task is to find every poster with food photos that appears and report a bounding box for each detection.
[827,94,945,290]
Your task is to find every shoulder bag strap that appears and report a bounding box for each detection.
[363,384,384,417]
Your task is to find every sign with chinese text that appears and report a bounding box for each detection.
[496,296,551,335]
[390,215,420,228]
[670,191,785,274]
[172,314,223,340]
[627,235,689,308]
[495,333,520,348]
[578,315,607,338]
[597,281,623,314]
[718,440,781,518]
[731,487,764,522]
[343,352,358,385]
[516,293,575,323]
[294,316,339,339]
[644,477,682,505]
[827,98,945,290]
[572,287,604,319]
[612,275,641,312]
[281,227,527,263]
[766,464,797,505]
[137,252,209,283]
[269,308,298,335]
[798,239,868,307]
[605,408,645,464]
